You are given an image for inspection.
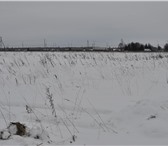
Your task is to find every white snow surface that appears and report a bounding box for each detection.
[0,52,168,145]
[8,124,17,135]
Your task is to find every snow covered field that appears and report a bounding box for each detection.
[0,52,168,145]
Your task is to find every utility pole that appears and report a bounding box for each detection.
[44,39,47,48]
[87,40,89,47]
[0,36,5,48]
[92,41,95,48]
[22,42,24,48]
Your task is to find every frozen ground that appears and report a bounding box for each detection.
[0,52,168,145]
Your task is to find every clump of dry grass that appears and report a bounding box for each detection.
[46,87,57,118]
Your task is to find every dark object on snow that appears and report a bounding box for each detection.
[26,105,33,113]
[70,135,76,143]
[147,115,156,120]
[72,135,76,142]
[9,122,26,136]
[34,135,40,139]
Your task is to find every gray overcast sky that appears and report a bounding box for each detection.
[0,2,168,47]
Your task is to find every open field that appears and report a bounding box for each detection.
[0,52,168,145]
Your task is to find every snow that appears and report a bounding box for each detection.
[0,52,168,145]
[0,129,10,140]
[8,124,17,135]
[28,126,50,142]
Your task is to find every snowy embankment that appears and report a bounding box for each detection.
[0,52,168,145]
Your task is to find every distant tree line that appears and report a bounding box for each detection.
[118,40,168,52]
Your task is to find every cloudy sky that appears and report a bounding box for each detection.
[0,2,168,47]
